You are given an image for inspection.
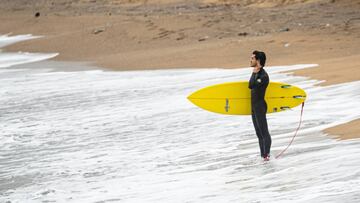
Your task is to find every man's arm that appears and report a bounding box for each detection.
[248,72,268,89]
[248,73,257,89]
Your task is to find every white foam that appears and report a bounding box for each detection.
[0,34,41,48]
[0,34,58,68]
[0,52,58,68]
[0,35,360,203]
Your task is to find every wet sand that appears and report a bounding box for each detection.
[0,0,359,139]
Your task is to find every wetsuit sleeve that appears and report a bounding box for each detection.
[248,73,257,89]
[248,72,269,89]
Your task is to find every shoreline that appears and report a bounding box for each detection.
[1,0,359,139]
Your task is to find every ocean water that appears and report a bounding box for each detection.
[0,35,360,203]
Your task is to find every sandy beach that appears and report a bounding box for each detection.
[0,0,359,139]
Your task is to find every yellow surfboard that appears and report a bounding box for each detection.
[187,81,306,115]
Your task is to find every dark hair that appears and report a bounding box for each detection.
[252,50,266,67]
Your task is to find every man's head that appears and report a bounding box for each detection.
[250,50,266,68]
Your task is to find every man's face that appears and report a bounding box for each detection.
[250,54,257,67]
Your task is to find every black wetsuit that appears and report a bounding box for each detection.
[248,68,271,158]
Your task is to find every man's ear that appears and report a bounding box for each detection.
[256,60,261,67]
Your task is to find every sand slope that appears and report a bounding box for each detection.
[1,0,359,138]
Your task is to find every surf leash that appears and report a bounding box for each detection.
[275,102,305,159]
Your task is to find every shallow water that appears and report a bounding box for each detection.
[0,35,360,203]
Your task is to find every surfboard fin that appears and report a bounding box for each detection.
[293,95,306,99]
[280,106,291,110]
[281,85,292,89]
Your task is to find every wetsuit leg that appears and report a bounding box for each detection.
[252,110,265,157]
[252,103,272,157]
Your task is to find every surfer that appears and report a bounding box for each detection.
[248,50,271,161]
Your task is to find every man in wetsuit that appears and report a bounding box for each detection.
[248,50,271,161]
